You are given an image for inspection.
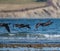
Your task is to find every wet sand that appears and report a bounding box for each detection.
[1,44,60,48]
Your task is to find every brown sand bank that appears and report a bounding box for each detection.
[0,44,60,48]
[0,3,47,18]
[0,0,60,18]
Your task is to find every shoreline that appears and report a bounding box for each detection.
[1,44,60,48]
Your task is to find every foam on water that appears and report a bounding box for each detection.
[0,47,60,51]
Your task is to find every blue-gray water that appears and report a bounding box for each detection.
[0,47,60,51]
[0,18,60,34]
[0,18,60,44]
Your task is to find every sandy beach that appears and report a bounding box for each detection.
[0,0,59,18]
[1,44,60,48]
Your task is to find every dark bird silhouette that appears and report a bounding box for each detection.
[0,23,10,32]
[14,24,31,29]
[36,20,53,29]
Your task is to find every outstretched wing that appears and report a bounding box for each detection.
[44,20,53,26]
[26,24,31,29]
[4,25,10,32]
[36,23,40,29]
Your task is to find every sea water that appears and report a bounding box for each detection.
[0,47,60,51]
[0,18,60,44]
[0,18,60,34]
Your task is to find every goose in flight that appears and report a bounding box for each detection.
[13,24,31,29]
[0,23,10,32]
[35,20,53,29]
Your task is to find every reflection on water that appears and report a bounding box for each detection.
[0,32,60,44]
[0,32,60,39]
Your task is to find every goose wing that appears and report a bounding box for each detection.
[4,25,10,32]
